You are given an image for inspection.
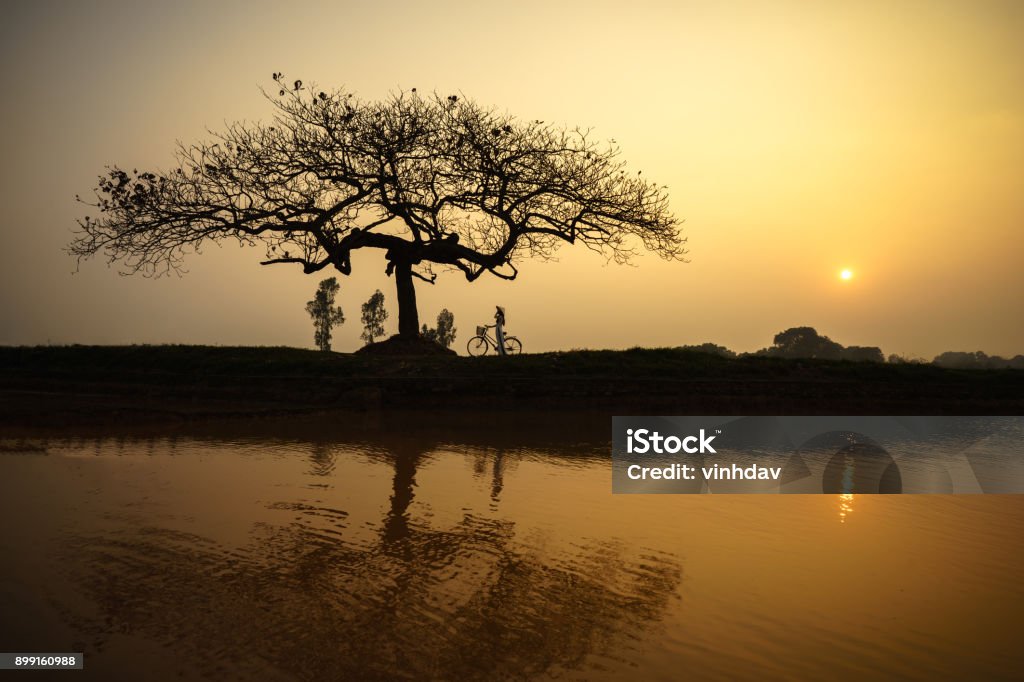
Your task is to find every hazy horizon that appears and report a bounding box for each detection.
[2,0,1022,358]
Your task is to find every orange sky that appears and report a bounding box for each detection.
[1,0,1021,357]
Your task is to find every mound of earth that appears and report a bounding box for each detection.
[356,335,457,356]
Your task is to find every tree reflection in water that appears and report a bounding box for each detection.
[60,434,682,681]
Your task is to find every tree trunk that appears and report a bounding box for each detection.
[393,260,420,338]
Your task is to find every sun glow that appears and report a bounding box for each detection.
[840,269,854,281]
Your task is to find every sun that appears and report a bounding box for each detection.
[840,268,853,281]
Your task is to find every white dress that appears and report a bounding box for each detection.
[495,311,506,355]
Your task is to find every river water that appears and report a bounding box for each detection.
[1,416,1021,681]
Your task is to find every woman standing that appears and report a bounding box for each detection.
[494,306,507,355]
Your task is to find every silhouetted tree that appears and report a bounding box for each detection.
[421,309,457,348]
[754,329,883,362]
[678,343,736,358]
[888,353,925,364]
[933,351,983,369]
[70,74,685,340]
[361,290,388,344]
[761,327,844,360]
[841,345,884,363]
[306,277,345,352]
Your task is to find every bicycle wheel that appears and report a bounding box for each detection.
[467,335,490,356]
[503,336,522,355]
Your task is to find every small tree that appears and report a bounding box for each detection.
[361,290,388,344]
[305,277,345,352]
[421,309,457,348]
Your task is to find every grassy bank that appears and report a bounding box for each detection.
[1,344,1022,427]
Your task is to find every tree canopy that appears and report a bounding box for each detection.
[71,74,685,337]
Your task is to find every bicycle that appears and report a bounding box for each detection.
[467,325,522,356]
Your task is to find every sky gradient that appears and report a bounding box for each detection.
[1,0,1022,357]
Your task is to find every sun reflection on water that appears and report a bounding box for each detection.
[838,494,855,523]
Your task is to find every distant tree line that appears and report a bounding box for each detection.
[929,351,1024,370]
[679,327,1022,369]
